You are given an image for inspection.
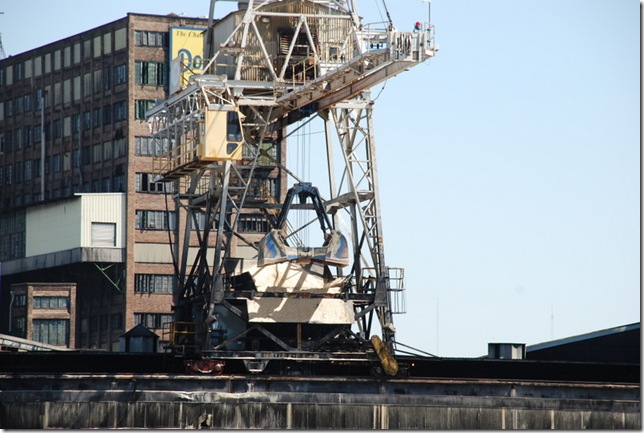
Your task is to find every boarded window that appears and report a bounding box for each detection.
[91,222,116,246]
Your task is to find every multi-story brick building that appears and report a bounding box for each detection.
[0,12,285,350]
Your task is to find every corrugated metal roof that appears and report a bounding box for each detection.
[526,322,640,352]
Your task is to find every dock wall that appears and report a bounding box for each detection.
[1,374,639,429]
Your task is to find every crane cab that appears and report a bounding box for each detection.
[197,107,244,161]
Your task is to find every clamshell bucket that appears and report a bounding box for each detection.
[258,229,349,267]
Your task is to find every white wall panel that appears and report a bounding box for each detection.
[25,193,125,257]
[26,200,82,257]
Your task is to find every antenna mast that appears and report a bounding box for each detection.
[0,13,6,60]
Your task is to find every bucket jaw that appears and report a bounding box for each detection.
[258,229,349,267]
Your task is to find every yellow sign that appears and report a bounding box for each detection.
[169,27,206,94]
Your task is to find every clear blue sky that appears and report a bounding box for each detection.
[1,1,639,357]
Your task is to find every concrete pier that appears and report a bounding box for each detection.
[1,373,639,429]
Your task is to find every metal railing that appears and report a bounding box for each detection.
[162,321,206,353]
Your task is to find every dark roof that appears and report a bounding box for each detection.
[119,324,159,339]
[526,323,640,364]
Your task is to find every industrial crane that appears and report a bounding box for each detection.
[146,0,437,375]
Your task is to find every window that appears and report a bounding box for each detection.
[13,293,27,307]
[238,214,270,233]
[24,94,32,112]
[5,100,12,118]
[113,101,126,121]
[92,108,100,128]
[111,313,123,330]
[114,28,127,51]
[32,319,69,346]
[135,210,176,230]
[24,160,32,181]
[14,162,21,184]
[43,53,51,74]
[250,177,278,200]
[4,130,12,152]
[113,174,125,192]
[11,316,27,338]
[114,137,127,158]
[103,66,111,91]
[73,43,81,64]
[135,61,167,86]
[44,85,51,108]
[192,212,213,230]
[82,146,90,165]
[103,32,112,55]
[73,76,81,102]
[34,296,70,310]
[135,136,171,156]
[83,73,92,98]
[83,39,91,60]
[53,119,61,139]
[15,129,22,150]
[114,64,126,85]
[23,126,32,147]
[53,153,62,172]
[100,315,108,335]
[63,116,71,137]
[64,46,71,68]
[72,149,80,168]
[14,62,23,80]
[93,69,102,93]
[93,144,102,163]
[14,97,22,115]
[73,114,81,133]
[24,59,32,79]
[103,104,112,124]
[103,140,112,161]
[63,79,71,104]
[134,31,167,47]
[93,36,101,58]
[133,313,173,329]
[53,82,61,106]
[5,164,11,186]
[135,173,171,193]
[135,100,155,119]
[83,111,91,130]
[33,125,42,144]
[135,274,175,294]
[91,222,116,246]
[12,317,26,338]
[34,56,42,76]
[34,88,43,110]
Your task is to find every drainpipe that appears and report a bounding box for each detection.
[8,291,14,334]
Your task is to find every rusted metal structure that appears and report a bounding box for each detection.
[146,0,437,373]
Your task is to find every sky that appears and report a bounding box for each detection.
[1,0,640,357]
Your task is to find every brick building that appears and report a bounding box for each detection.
[0,12,285,350]
[9,282,77,348]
